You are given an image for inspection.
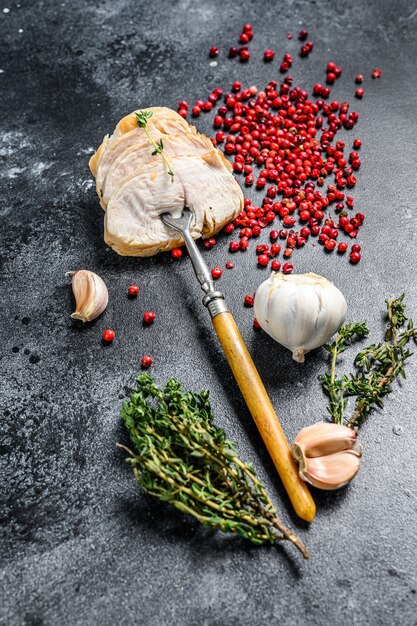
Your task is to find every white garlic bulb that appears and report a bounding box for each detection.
[254,272,347,362]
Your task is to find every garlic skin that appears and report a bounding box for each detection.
[67,270,108,322]
[254,272,347,362]
[291,422,362,490]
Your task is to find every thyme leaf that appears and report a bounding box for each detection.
[134,110,174,181]
[119,374,308,558]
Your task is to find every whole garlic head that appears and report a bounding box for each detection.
[254,272,347,362]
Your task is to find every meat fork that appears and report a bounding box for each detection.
[161,207,315,523]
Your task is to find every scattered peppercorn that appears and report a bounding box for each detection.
[211,267,223,279]
[264,49,275,61]
[143,311,156,324]
[257,254,269,267]
[141,355,153,368]
[102,329,115,343]
[350,251,361,264]
[324,238,337,251]
[128,284,139,297]
[244,295,254,307]
[177,24,371,273]
[171,247,183,259]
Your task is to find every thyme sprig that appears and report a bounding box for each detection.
[322,322,369,424]
[135,110,174,181]
[119,374,308,558]
[322,295,417,427]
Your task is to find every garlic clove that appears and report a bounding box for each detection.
[67,270,109,323]
[292,422,362,490]
[292,422,362,459]
[299,450,361,490]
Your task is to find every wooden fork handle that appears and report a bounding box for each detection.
[211,311,316,523]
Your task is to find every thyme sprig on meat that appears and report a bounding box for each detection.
[135,110,174,181]
[322,295,417,427]
[119,374,308,558]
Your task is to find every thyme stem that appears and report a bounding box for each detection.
[134,110,174,181]
[143,125,175,181]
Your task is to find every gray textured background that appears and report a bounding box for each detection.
[1,0,417,624]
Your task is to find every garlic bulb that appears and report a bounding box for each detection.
[291,422,362,490]
[67,270,108,322]
[254,272,347,362]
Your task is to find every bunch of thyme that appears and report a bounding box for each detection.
[322,295,417,427]
[119,374,308,558]
[135,110,174,181]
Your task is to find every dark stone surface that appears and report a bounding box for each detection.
[1,1,417,624]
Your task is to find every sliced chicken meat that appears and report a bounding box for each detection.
[102,132,214,207]
[89,107,243,256]
[90,107,193,200]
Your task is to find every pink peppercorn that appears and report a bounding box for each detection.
[143,311,155,324]
[264,49,275,61]
[324,239,337,251]
[171,248,183,259]
[102,329,115,343]
[141,356,153,368]
[350,251,361,264]
[127,284,139,297]
[257,254,269,266]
